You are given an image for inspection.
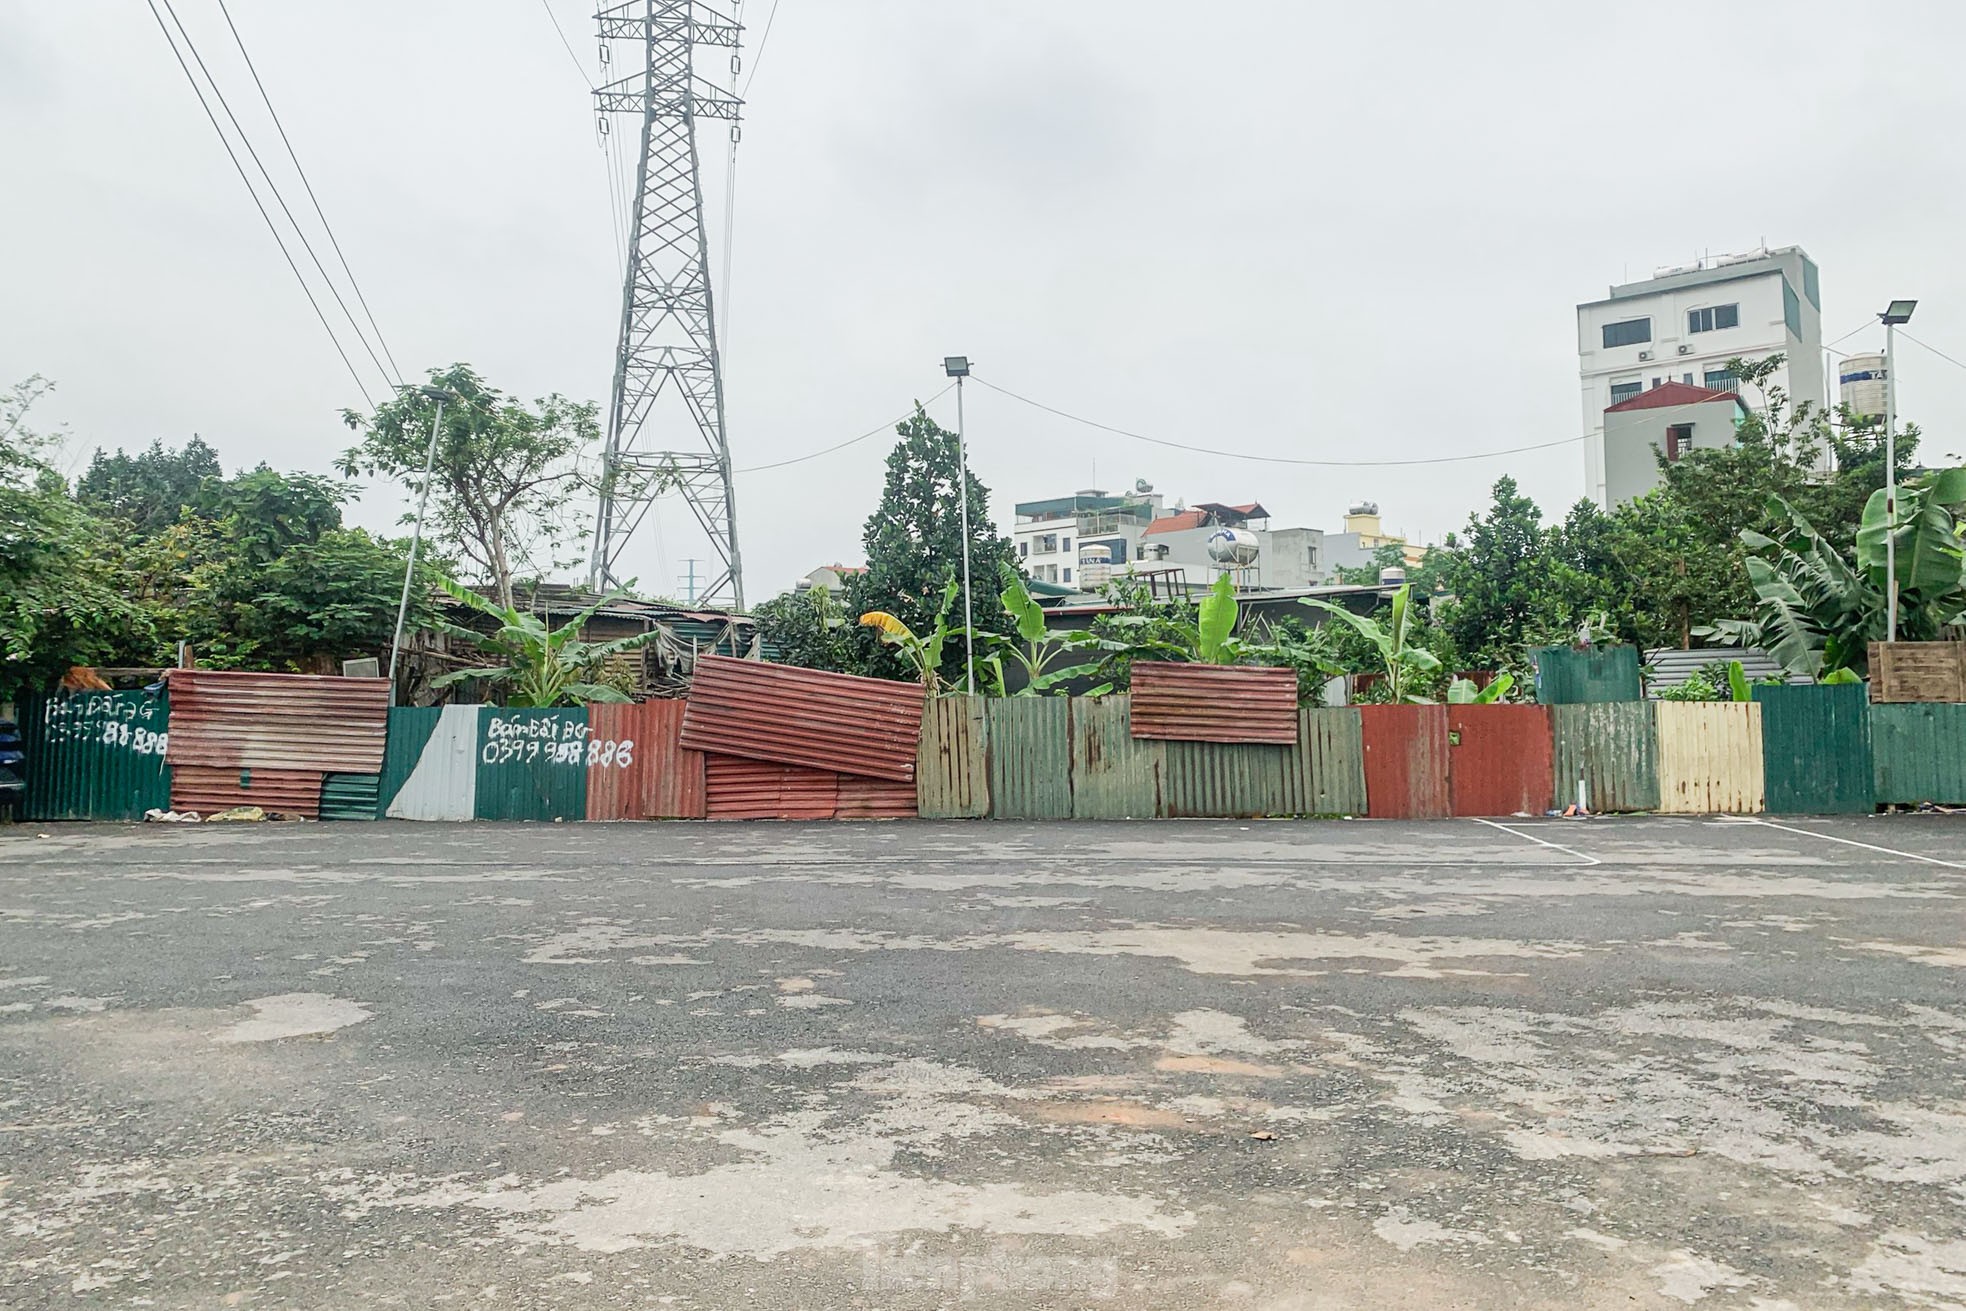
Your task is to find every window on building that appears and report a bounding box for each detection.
[1602,318,1652,349]
[1687,304,1740,334]
[1018,541,1028,558]
[1682,373,1694,385]
[1782,279,1802,337]
[1665,423,1693,461]
[1703,368,1737,393]
[1061,536,1071,553]
[1609,380,1643,406]
[1802,256,1821,311]
[1063,567,1072,584]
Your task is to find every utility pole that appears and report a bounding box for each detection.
[1878,299,1918,643]
[387,385,455,700]
[588,0,746,610]
[943,356,975,695]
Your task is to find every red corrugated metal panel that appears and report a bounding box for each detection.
[164,670,390,774]
[681,656,925,782]
[170,765,325,818]
[1447,704,1554,817]
[1128,663,1299,744]
[704,753,839,820]
[585,701,705,820]
[835,773,918,820]
[1358,704,1450,819]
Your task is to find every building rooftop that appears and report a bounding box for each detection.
[1139,501,1268,536]
[1605,381,1748,414]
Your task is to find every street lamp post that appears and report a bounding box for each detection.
[387,384,457,699]
[1879,299,1917,643]
[942,356,975,695]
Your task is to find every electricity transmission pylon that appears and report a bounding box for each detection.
[588,0,745,609]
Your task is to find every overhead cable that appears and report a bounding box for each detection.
[971,376,1585,468]
[737,385,955,473]
[143,0,379,408]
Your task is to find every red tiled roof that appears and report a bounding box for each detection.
[1142,510,1207,536]
[1606,382,1746,413]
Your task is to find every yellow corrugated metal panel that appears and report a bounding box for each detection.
[1655,701,1765,814]
[917,697,989,819]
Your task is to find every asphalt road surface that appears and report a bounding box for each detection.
[3,815,1965,1310]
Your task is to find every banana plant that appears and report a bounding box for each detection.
[1298,583,1442,703]
[859,579,961,692]
[1446,671,1514,704]
[431,577,662,706]
[1196,572,1238,663]
[992,566,1107,695]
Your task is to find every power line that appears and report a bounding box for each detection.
[971,376,1586,468]
[156,0,397,398]
[537,0,587,81]
[1827,320,1877,349]
[143,0,379,409]
[737,386,955,473]
[214,0,404,389]
[740,0,781,97]
[1900,330,1966,374]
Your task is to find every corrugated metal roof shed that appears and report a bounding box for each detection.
[164,670,390,773]
[1129,663,1299,744]
[681,656,925,782]
[1643,647,1804,693]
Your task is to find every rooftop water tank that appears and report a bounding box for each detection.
[1839,352,1887,423]
[1206,528,1260,567]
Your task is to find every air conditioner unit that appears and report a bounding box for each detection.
[1677,344,1694,355]
[1637,350,1653,361]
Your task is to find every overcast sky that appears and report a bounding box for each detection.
[5,1,1964,603]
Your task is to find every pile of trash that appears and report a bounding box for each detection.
[143,806,305,824]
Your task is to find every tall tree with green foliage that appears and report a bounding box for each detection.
[0,378,153,697]
[1435,477,1577,667]
[847,405,1018,684]
[76,435,222,533]
[748,585,871,675]
[338,364,599,609]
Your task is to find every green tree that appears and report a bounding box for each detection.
[242,528,439,672]
[0,378,153,698]
[847,405,1018,684]
[76,435,222,534]
[338,364,599,609]
[748,586,870,674]
[1435,477,1573,668]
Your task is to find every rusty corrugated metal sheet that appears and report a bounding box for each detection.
[835,773,918,820]
[1164,741,1293,817]
[164,670,390,774]
[1551,702,1659,812]
[171,764,324,818]
[1128,663,1299,744]
[704,753,839,820]
[917,697,989,819]
[1655,702,1765,814]
[681,656,925,782]
[1286,708,1366,815]
[1358,704,1450,819]
[1447,705,1554,817]
[1071,696,1166,819]
[985,697,1073,819]
[586,700,704,820]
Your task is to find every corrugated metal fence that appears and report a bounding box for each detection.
[1753,684,1875,814]
[1871,703,1966,806]
[1655,702,1765,814]
[1534,645,1643,704]
[19,691,172,821]
[1550,702,1659,812]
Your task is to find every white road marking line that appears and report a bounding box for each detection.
[1742,818,1966,871]
[1469,817,1601,866]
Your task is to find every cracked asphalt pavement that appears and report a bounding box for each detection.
[2,815,1965,1309]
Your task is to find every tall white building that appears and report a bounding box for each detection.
[1577,245,1822,505]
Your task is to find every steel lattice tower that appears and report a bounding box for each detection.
[589,0,745,608]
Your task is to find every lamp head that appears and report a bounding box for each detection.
[1881,300,1918,325]
[942,356,971,378]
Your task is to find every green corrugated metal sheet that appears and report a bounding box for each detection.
[1872,703,1966,805]
[1753,684,1875,814]
[378,707,441,816]
[1550,702,1660,812]
[1070,696,1165,818]
[1757,685,1874,814]
[475,709,590,821]
[320,773,381,820]
[1286,708,1366,815]
[20,691,172,821]
[1165,741,1293,818]
[1534,645,1643,704]
[985,698,1073,819]
[917,697,990,819]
